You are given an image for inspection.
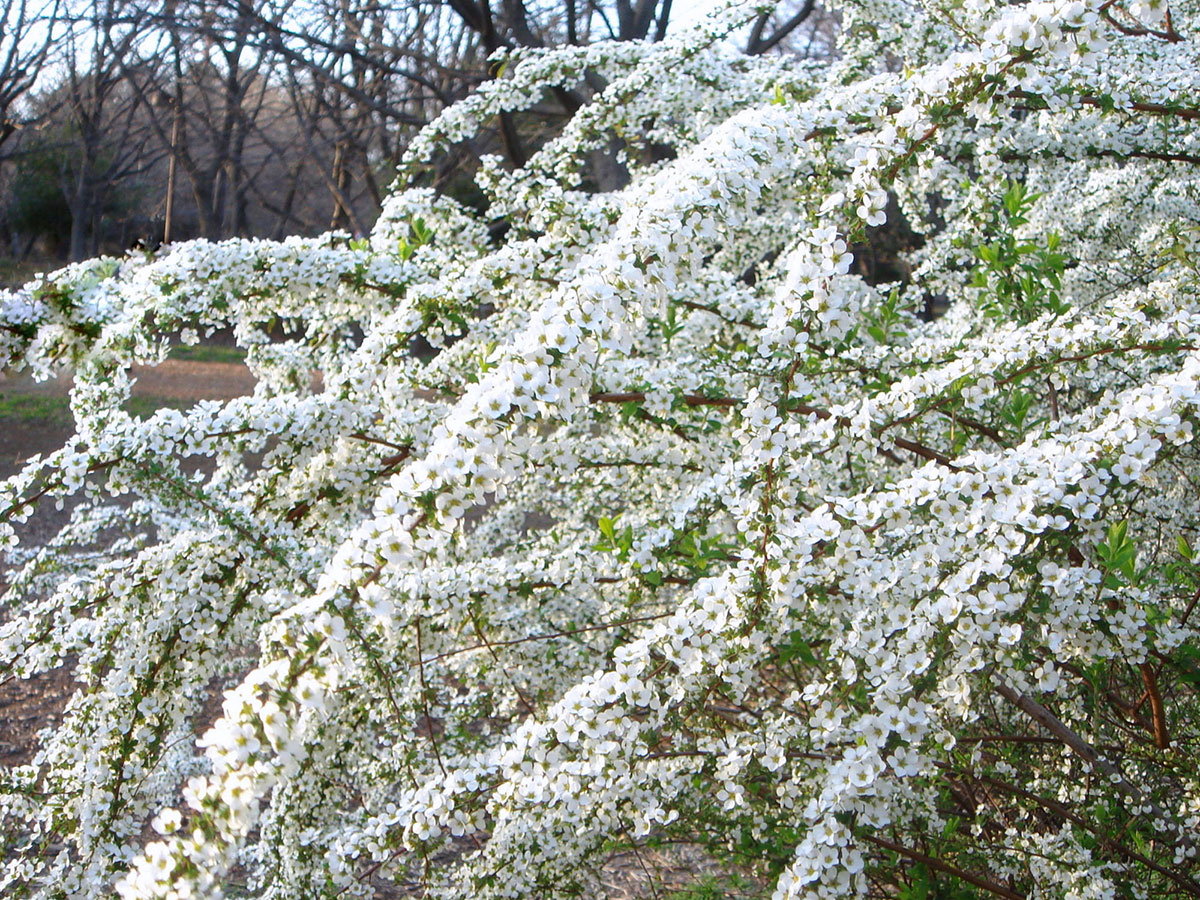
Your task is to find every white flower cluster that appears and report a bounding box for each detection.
[3,0,1200,898]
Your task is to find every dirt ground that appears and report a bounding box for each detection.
[0,359,256,767]
[0,360,256,477]
[0,360,748,897]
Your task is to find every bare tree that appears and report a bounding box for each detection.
[0,0,62,158]
[250,0,469,228]
[16,0,162,259]
[745,0,820,55]
[3,0,832,252]
[108,0,294,239]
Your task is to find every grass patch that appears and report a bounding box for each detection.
[168,343,247,365]
[0,392,191,427]
[0,392,73,427]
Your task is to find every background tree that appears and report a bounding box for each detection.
[0,1,829,253]
[115,0,289,239]
[0,0,62,160]
[0,0,63,256]
[55,0,159,259]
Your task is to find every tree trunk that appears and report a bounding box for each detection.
[68,165,93,262]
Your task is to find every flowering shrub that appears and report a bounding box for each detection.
[3,0,1200,897]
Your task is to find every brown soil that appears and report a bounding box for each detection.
[0,422,75,482]
[4,359,256,401]
[0,362,745,897]
[1,359,257,770]
[0,663,81,767]
[127,359,258,402]
[0,361,257,475]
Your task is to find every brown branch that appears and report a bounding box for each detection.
[881,342,1197,436]
[675,298,762,329]
[1180,582,1200,627]
[892,436,959,468]
[1099,4,1183,42]
[1125,149,1200,166]
[959,734,1062,745]
[469,607,539,718]
[1,458,120,521]
[954,413,1008,446]
[746,0,817,55]
[574,459,702,473]
[1047,379,1060,422]
[344,610,411,749]
[414,617,447,778]
[861,833,1025,899]
[589,391,737,408]
[977,774,1200,896]
[1138,661,1170,749]
[994,679,1192,855]
[348,432,411,451]
[1079,95,1199,120]
[995,680,1135,791]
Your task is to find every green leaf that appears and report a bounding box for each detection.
[677,532,697,557]
[1002,181,1026,218]
[906,863,931,900]
[410,217,435,246]
[1098,520,1138,582]
[779,632,818,666]
[598,515,617,543]
[619,525,634,552]
[1107,520,1128,550]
